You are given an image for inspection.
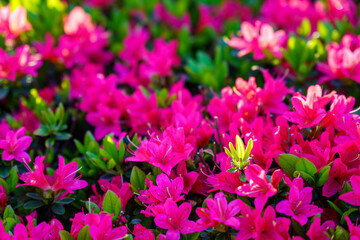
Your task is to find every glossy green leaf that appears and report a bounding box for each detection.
[278,154,299,176]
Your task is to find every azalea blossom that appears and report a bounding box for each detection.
[0,127,32,163]
[70,212,127,239]
[227,21,287,60]
[276,178,322,225]
[236,164,277,210]
[284,85,335,128]
[339,175,360,206]
[154,198,202,240]
[18,156,88,194]
[0,5,32,40]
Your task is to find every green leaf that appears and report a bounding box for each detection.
[56,198,75,205]
[340,181,353,194]
[227,168,237,173]
[0,177,9,194]
[103,136,118,160]
[130,166,146,193]
[77,225,93,240]
[334,225,349,240]
[102,190,121,218]
[316,166,330,187]
[340,208,358,225]
[59,230,75,240]
[86,152,107,170]
[6,166,18,193]
[291,218,306,238]
[293,170,315,185]
[278,154,299,176]
[183,232,201,240]
[27,193,43,200]
[24,200,44,209]
[52,203,65,215]
[3,217,16,233]
[4,205,15,219]
[85,201,101,214]
[118,139,125,163]
[295,157,317,177]
[74,140,85,154]
[327,200,343,215]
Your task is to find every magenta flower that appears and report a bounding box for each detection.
[95,176,134,211]
[201,192,241,229]
[345,216,360,239]
[138,173,184,206]
[276,178,322,225]
[170,161,199,194]
[236,164,277,210]
[235,200,260,240]
[141,39,180,78]
[0,49,17,81]
[322,158,359,197]
[307,216,335,240]
[254,206,290,240]
[339,175,360,206]
[317,45,360,83]
[70,212,127,240]
[258,70,293,115]
[127,128,193,175]
[133,224,155,240]
[0,127,32,163]
[0,5,32,40]
[15,45,42,77]
[18,156,88,194]
[154,198,201,240]
[227,21,286,60]
[86,104,122,140]
[284,85,335,129]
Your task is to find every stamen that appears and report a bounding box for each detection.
[22,158,33,172]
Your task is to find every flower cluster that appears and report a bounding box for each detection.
[0,0,360,239]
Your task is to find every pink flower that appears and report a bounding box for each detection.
[261,0,325,31]
[85,0,116,7]
[154,198,201,240]
[119,27,149,65]
[345,216,360,239]
[138,173,184,206]
[276,178,322,225]
[127,128,192,175]
[327,0,357,26]
[235,200,260,240]
[133,224,155,240]
[70,212,127,240]
[198,192,241,229]
[254,206,290,240]
[170,161,199,194]
[0,5,32,39]
[317,44,360,83]
[33,33,57,62]
[258,69,293,115]
[141,39,180,78]
[93,176,133,211]
[15,45,42,77]
[236,164,277,210]
[86,104,122,140]
[154,3,191,30]
[0,127,32,163]
[284,85,335,129]
[339,175,360,206]
[307,216,335,240]
[322,158,359,197]
[0,185,7,212]
[18,156,88,193]
[227,21,286,60]
[0,49,17,81]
